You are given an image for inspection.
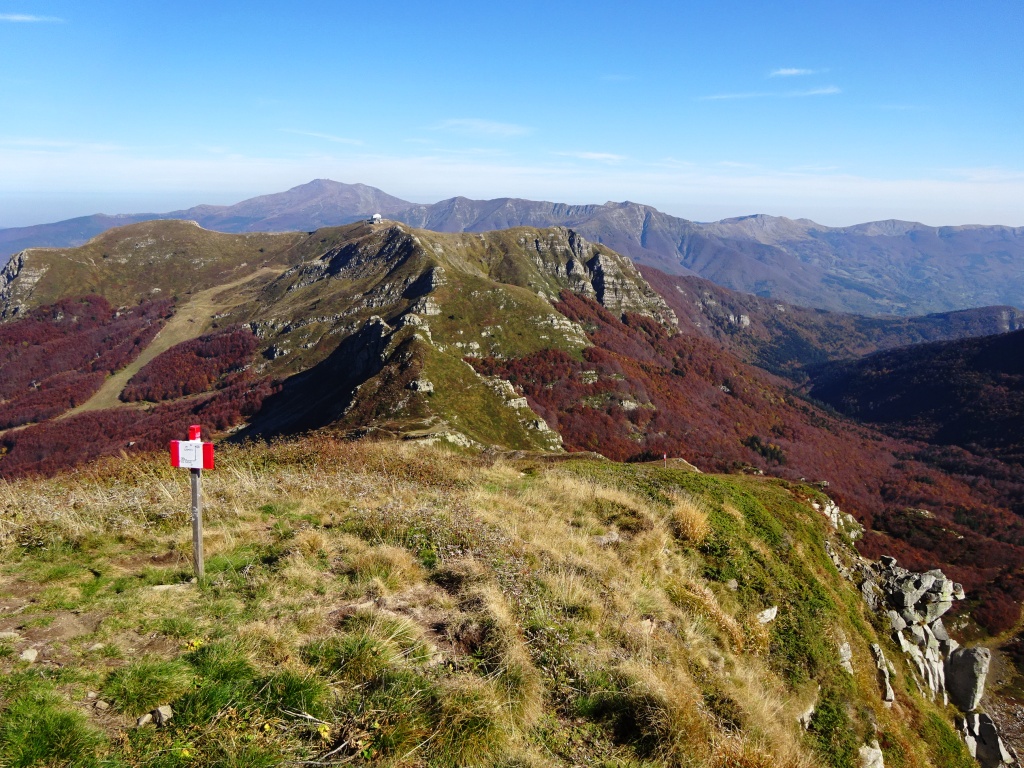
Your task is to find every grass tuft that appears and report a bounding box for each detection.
[103,658,194,715]
[0,687,104,768]
[668,491,711,544]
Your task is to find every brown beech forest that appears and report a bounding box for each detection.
[0,296,171,430]
[0,306,274,481]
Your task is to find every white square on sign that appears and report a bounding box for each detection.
[179,441,203,469]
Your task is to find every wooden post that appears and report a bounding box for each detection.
[191,468,205,579]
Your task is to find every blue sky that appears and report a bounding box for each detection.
[1,0,1022,227]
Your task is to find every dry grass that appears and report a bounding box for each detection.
[668,491,712,543]
[0,437,971,768]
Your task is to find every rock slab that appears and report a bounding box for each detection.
[946,646,991,713]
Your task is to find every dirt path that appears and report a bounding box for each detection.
[60,267,281,417]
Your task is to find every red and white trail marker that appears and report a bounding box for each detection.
[170,424,215,470]
[170,424,214,578]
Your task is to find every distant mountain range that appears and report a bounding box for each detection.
[3,179,1023,316]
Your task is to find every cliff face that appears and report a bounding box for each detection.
[0,251,30,317]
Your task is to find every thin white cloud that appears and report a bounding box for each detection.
[790,86,841,97]
[700,91,769,101]
[280,129,362,146]
[770,68,815,77]
[701,85,840,101]
[555,151,627,162]
[433,119,532,137]
[0,13,63,22]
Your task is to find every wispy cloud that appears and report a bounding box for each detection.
[701,85,840,101]
[555,151,627,162]
[770,68,815,77]
[0,136,122,151]
[795,86,840,96]
[280,129,362,146]
[701,91,769,101]
[433,118,531,137]
[0,13,63,22]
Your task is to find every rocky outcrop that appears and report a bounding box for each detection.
[947,647,992,713]
[816,493,1016,766]
[858,556,964,704]
[859,740,885,768]
[0,251,30,318]
[0,250,23,297]
[406,378,434,394]
[871,643,896,707]
[960,713,1017,768]
[530,228,677,326]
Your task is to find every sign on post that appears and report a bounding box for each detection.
[170,425,214,579]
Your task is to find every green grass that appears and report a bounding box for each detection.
[0,438,983,768]
[0,677,105,768]
[103,658,194,715]
[919,712,977,768]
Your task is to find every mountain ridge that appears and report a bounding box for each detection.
[5,179,1024,316]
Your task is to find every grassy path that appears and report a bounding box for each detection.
[60,267,281,417]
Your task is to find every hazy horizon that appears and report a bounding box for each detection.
[2,179,1024,232]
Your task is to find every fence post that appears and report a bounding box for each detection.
[191,467,204,579]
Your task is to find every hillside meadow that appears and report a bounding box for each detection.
[0,437,974,767]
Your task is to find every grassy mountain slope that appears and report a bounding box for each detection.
[0,221,306,316]
[470,292,1024,635]
[0,220,669,467]
[0,438,977,767]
